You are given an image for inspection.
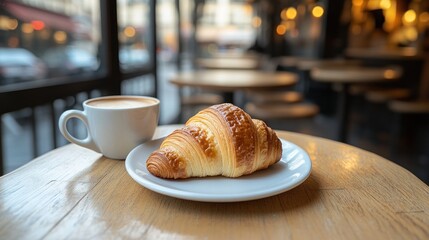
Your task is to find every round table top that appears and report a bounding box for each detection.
[310,65,403,83]
[0,124,428,239]
[297,58,362,71]
[196,57,261,70]
[170,70,298,91]
[345,47,425,60]
[273,57,362,70]
[389,100,429,113]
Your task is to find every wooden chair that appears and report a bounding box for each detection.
[245,90,303,105]
[365,88,412,103]
[179,89,223,123]
[245,102,319,119]
[244,101,319,133]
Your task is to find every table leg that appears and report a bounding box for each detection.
[301,70,311,97]
[338,84,350,143]
[389,113,402,159]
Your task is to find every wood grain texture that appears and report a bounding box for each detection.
[0,125,428,239]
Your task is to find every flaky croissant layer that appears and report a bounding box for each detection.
[146,103,282,179]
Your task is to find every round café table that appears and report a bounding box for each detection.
[296,58,362,71]
[345,47,424,97]
[311,65,402,142]
[196,57,261,70]
[0,124,427,239]
[345,47,424,60]
[170,70,298,104]
[296,58,362,96]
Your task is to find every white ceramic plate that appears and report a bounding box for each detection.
[125,138,311,202]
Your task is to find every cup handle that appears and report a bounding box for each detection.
[58,110,100,153]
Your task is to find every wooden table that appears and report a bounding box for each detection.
[196,57,261,70]
[170,70,298,103]
[296,58,362,96]
[1,125,428,239]
[345,47,424,60]
[296,59,362,71]
[345,47,425,95]
[311,65,402,142]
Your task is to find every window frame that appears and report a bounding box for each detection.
[0,0,158,175]
[0,0,158,113]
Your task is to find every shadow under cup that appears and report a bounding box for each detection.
[59,96,160,159]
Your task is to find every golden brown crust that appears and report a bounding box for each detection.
[146,147,187,179]
[146,103,282,179]
[209,104,256,174]
[181,125,216,159]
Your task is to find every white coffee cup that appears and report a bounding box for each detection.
[59,95,160,159]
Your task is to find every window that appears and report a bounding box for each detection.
[0,1,157,175]
[0,0,101,83]
[117,0,152,71]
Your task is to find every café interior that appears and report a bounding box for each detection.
[0,0,428,185]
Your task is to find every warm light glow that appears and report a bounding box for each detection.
[243,4,253,15]
[352,0,363,7]
[8,19,18,30]
[405,27,418,41]
[31,20,45,30]
[252,16,261,28]
[287,7,297,19]
[312,6,324,18]
[0,16,9,30]
[21,23,33,33]
[124,26,136,38]
[54,31,67,43]
[366,0,380,10]
[343,157,358,171]
[281,7,297,20]
[384,69,396,79]
[276,24,286,35]
[403,10,416,25]
[280,9,287,20]
[380,0,391,9]
[0,16,18,30]
[383,0,397,32]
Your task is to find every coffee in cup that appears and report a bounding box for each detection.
[87,97,157,109]
[59,95,160,159]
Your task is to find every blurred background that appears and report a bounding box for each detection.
[0,0,428,183]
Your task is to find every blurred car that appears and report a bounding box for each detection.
[119,47,150,70]
[0,48,47,84]
[42,46,98,77]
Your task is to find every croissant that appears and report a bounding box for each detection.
[146,103,282,179]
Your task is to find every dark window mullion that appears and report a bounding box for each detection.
[150,0,158,98]
[100,0,121,95]
[121,67,154,80]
